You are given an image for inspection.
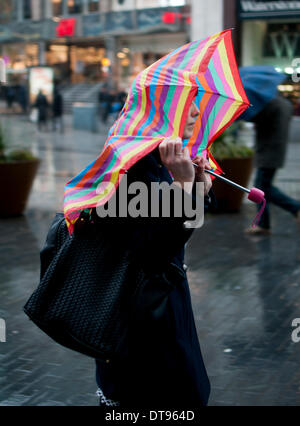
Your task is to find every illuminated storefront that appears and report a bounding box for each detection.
[0,43,39,84]
[45,41,107,83]
[239,0,300,113]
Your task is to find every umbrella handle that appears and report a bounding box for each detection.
[194,164,265,201]
[203,168,251,194]
[203,167,265,201]
[193,164,250,193]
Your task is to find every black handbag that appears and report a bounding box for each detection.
[23,211,182,361]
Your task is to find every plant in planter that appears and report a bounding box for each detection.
[210,121,255,212]
[0,123,40,216]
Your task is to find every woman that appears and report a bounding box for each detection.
[94,100,213,408]
[62,33,245,407]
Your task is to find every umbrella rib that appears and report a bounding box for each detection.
[142,84,249,105]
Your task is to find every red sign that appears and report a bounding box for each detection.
[56,18,76,37]
[162,12,190,25]
[162,11,180,24]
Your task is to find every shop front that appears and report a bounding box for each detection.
[45,40,108,83]
[239,0,300,113]
[0,42,39,82]
[0,17,54,86]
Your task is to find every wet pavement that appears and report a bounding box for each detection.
[0,115,300,406]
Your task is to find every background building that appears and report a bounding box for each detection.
[0,0,191,90]
[3,0,298,113]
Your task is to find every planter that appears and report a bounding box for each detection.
[212,157,254,212]
[0,159,40,216]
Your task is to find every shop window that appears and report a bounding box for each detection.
[25,44,39,67]
[2,43,39,71]
[70,45,106,83]
[23,0,32,19]
[0,0,15,24]
[52,0,63,16]
[30,0,46,20]
[88,0,99,12]
[46,44,70,82]
[68,0,82,14]
[263,23,300,60]
[38,0,45,19]
[46,45,68,65]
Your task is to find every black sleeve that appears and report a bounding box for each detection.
[91,153,205,270]
[119,157,199,269]
[40,213,65,280]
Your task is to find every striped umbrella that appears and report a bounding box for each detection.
[64,29,250,234]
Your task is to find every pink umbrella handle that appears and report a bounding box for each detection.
[248,187,265,203]
[248,188,267,228]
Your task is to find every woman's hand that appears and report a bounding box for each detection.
[159,137,195,194]
[193,155,212,196]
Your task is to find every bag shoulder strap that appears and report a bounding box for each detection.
[40,213,67,280]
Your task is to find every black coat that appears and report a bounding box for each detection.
[95,148,211,408]
[35,93,49,122]
[52,92,63,117]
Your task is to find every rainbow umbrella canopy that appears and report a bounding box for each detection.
[64,29,250,234]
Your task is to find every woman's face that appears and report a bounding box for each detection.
[182,101,200,140]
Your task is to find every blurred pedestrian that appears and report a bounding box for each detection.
[52,87,64,133]
[102,90,116,123]
[116,89,127,110]
[34,90,49,132]
[107,89,127,120]
[4,85,15,110]
[246,94,300,234]
[17,84,28,114]
[98,85,109,122]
